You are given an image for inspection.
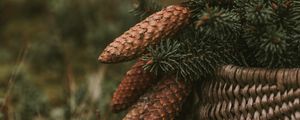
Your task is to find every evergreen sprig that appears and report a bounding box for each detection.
[239,0,300,68]
[195,6,241,41]
[271,0,300,33]
[131,0,162,19]
[143,0,300,81]
[143,39,182,76]
[143,30,242,81]
[243,26,297,67]
[243,0,273,25]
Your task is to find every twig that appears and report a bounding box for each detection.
[1,42,30,119]
[95,109,101,120]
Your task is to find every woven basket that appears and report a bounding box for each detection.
[198,65,300,120]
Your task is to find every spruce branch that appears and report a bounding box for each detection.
[271,0,300,33]
[243,25,298,68]
[194,6,241,41]
[205,0,235,8]
[243,0,274,25]
[143,30,242,81]
[131,0,162,19]
[143,39,183,76]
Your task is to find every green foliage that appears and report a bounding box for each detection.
[195,6,241,41]
[143,0,300,82]
[143,39,182,76]
[239,0,300,67]
[13,76,50,120]
[144,30,242,81]
[0,0,136,119]
[131,0,163,19]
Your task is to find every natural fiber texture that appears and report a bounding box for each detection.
[111,59,156,112]
[198,65,300,120]
[99,5,190,63]
[123,75,191,120]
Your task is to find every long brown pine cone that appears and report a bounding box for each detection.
[123,75,191,120]
[99,5,190,63]
[111,59,156,112]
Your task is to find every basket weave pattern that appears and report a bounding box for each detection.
[198,65,300,120]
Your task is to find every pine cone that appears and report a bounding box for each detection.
[123,75,191,120]
[99,5,190,63]
[111,59,156,112]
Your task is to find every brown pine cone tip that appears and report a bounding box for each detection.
[111,59,156,112]
[123,75,191,120]
[98,5,190,63]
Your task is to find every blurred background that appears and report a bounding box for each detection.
[0,0,181,119]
